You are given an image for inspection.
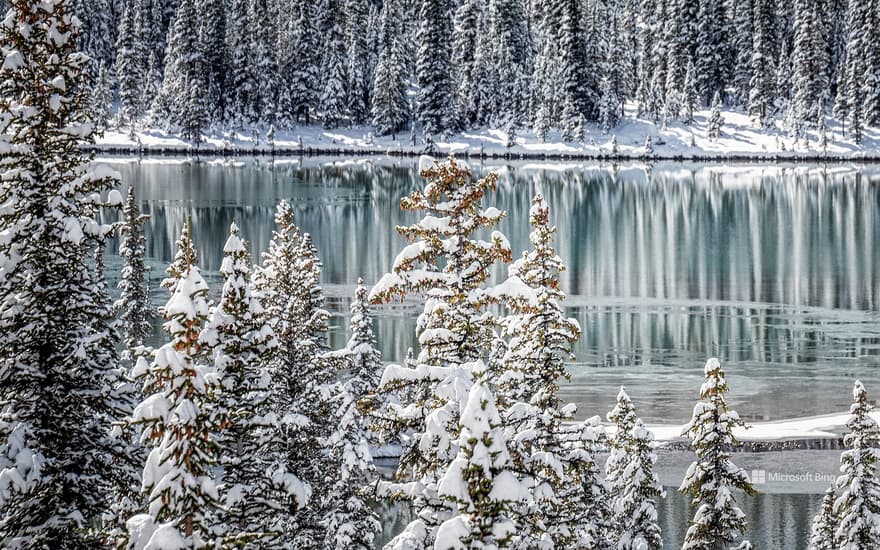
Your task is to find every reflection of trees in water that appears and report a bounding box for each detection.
[107,161,880,314]
[657,489,820,548]
[101,160,880,417]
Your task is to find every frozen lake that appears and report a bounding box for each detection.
[101,157,880,545]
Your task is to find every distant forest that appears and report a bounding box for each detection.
[33,0,880,142]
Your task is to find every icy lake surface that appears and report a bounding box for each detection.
[102,157,880,545]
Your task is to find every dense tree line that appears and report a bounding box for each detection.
[73,0,880,143]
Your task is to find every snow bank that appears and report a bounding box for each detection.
[92,104,880,161]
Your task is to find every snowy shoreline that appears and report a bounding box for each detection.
[89,107,880,163]
[85,143,880,164]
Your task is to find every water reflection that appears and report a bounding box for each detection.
[102,158,880,423]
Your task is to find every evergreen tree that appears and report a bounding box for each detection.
[599,76,621,132]
[116,2,143,130]
[0,1,130,544]
[452,0,483,128]
[605,388,664,550]
[225,0,251,125]
[435,373,522,549]
[833,380,880,549]
[837,0,869,143]
[115,188,152,362]
[484,0,530,127]
[91,63,113,131]
[253,203,336,548]
[695,0,727,104]
[708,91,724,140]
[199,222,309,545]
[557,0,594,133]
[155,0,207,141]
[809,486,837,550]
[370,158,512,548]
[415,0,456,135]
[320,0,349,128]
[533,101,550,142]
[679,358,754,550]
[141,52,162,116]
[321,280,383,549]
[731,0,754,106]
[74,0,118,70]
[791,0,829,130]
[199,0,227,123]
[775,41,793,128]
[371,0,410,136]
[345,0,372,124]
[490,195,610,548]
[126,225,221,546]
[284,3,321,125]
[245,0,278,125]
[683,57,698,124]
[748,0,777,128]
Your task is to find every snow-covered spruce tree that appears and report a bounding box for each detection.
[452,0,482,128]
[557,0,593,134]
[605,387,664,550]
[490,195,577,411]
[320,280,382,549]
[683,57,698,125]
[278,2,320,126]
[731,0,754,106]
[345,0,372,124]
[155,0,207,142]
[833,380,880,549]
[415,0,456,135]
[91,62,112,131]
[371,0,410,136]
[225,0,252,126]
[73,0,117,69]
[748,0,776,128]
[679,358,754,550]
[198,222,309,546]
[243,0,278,125]
[489,194,611,548]
[116,1,143,131]
[126,226,222,547]
[0,1,131,545]
[370,157,512,548]
[199,0,227,123]
[435,372,522,549]
[115,188,152,362]
[809,486,837,550]
[708,92,724,141]
[599,76,621,133]
[775,42,793,131]
[320,0,348,129]
[694,0,726,105]
[791,0,829,131]
[253,202,336,548]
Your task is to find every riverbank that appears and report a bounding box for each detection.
[91,106,880,162]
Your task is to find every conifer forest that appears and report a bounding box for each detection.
[32,0,880,147]
[2,1,880,549]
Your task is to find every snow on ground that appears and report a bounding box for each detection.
[371,410,868,461]
[95,104,880,160]
[645,410,866,443]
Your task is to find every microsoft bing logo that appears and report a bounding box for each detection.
[751,470,767,485]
